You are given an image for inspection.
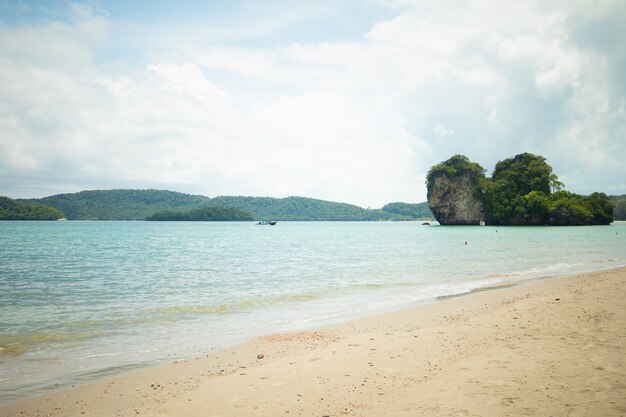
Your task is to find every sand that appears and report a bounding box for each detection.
[1,267,625,417]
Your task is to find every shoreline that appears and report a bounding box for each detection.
[3,262,620,403]
[2,266,626,416]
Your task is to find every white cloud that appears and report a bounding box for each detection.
[432,123,455,139]
[1,0,625,205]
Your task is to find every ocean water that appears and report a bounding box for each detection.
[1,221,625,402]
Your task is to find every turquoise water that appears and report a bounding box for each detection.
[1,221,625,402]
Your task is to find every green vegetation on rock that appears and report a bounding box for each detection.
[426,154,486,189]
[146,206,254,221]
[482,153,561,225]
[427,152,614,226]
[481,153,611,225]
[0,196,66,220]
[547,191,614,226]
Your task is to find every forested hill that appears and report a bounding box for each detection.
[380,202,433,220]
[203,196,427,221]
[147,206,254,221]
[205,196,383,221]
[21,189,433,221]
[20,189,211,220]
[1,196,66,220]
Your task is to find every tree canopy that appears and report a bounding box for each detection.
[547,191,613,225]
[477,153,612,225]
[482,153,556,225]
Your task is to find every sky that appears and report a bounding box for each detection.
[0,0,624,208]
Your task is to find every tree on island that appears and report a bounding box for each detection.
[548,191,614,226]
[482,153,562,225]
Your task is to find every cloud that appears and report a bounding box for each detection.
[0,0,624,206]
[432,123,455,139]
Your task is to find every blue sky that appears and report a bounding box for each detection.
[1,0,625,207]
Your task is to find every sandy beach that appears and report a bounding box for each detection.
[2,266,625,417]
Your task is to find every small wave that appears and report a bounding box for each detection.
[64,317,141,327]
[592,258,620,264]
[76,352,118,360]
[436,282,516,300]
[292,311,347,324]
[483,262,583,281]
[236,293,319,309]
[144,292,323,318]
[64,319,107,328]
[0,345,22,358]
[365,281,417,289]
[363,283,385,289]
[0,331,100,358]
[148,304,230,315]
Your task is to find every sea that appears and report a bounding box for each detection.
[1,220,625,402]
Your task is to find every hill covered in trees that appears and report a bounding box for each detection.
[203,196,432,221]
[20,190,211,220]
[380,202,433,220]
[22,190,433,221]
[426,153,614,226]
[0,196,66,220]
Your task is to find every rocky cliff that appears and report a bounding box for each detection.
[427,172,483,225]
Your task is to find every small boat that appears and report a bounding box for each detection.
[257,220,277,226]
[421,222,430,226]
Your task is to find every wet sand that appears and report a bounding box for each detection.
[2,267,625,417]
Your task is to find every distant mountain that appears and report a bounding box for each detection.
[22,189,433,221]
[20,189,210,220]
[1,196,66,220]
[206,196,385,221]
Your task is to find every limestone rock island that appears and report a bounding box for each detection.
[426,153,614,226]
[426,155,485,225]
